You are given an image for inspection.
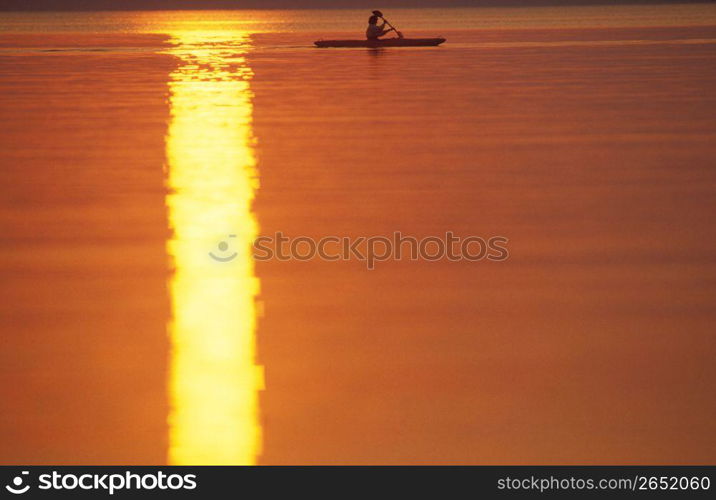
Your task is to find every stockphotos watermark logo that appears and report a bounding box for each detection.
[210,231,510,269]
[5,471,30,494]
[4,470,197,495]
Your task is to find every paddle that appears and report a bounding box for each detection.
[372,10,404,39]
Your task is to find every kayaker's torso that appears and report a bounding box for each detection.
[366,23,385,39]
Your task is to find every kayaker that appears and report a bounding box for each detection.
[366,14,394,40]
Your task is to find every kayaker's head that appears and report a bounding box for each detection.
[368,15,379,25]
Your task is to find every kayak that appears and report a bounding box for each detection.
[315,37,446,48]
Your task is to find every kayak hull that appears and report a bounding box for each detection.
[315,37,446,48]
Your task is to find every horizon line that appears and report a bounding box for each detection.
[1,0,711,13]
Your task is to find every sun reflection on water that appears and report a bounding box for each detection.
[165,31,262,465]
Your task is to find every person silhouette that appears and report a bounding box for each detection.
[366,13,394,40]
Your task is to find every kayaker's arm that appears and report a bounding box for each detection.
[379,22,394,35]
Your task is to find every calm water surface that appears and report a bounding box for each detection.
[1,5,715,464]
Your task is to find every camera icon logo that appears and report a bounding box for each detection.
[209,234,238,262]
[5,471,30,495]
